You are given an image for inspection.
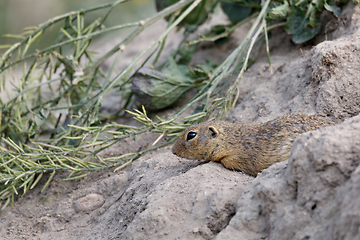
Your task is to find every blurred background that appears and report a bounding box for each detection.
[0,0,156,51]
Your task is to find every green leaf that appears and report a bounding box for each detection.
[172,44,197,65]
[285,6,321,44]
[324,0,342,17]
[308,4,318,27]
[155,0,178,12]
[191,61,217,80]
[131,58,196,110]
[291,23,321,43]
[285,7,305,34]
[2,34,25,39]
[0,45,13,49]
[312,0,325,10]
[220,2,253,23]
[267,1,290,20]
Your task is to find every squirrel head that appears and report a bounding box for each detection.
[172,121,221,161]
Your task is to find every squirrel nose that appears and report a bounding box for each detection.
[172,140,185,157]
[171,143,176,154]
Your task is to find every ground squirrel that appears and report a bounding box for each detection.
[172,114,333,176]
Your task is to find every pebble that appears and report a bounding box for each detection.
[73,193,105,213]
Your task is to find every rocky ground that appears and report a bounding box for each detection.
[0,3,360,240]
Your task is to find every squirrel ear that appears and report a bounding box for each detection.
[208,126,219,138]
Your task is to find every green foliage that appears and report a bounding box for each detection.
[285,6,322,44]
[156,0,218,30]
[324,0,342,17]
[267,0,355,43]
[268,2,290,19]
[0,0,357,209]
[131,58,210,110]
[220,2,254,23]
[157,0,354,45]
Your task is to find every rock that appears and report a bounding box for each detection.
[73,194,105,213]
[73,151,253,239]
[311,39,360,120]
[119,161,253,239]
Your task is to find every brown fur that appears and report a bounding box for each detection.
[172,114,334,176]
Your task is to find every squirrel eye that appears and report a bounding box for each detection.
[186,132,197,141]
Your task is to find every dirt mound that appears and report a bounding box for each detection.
[1,3,360,240]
